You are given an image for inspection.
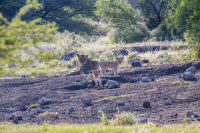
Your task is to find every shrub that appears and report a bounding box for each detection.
[99,50,115,61]
[98,110,109,125]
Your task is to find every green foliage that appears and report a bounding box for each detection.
[98,110,109,125]
[0,0,57,75]
[168,0,200,58]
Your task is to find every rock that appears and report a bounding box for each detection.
[141,60,149,63]
[165,98,172,105]
[54,113,59,119]
[36,108,43,113]
[19,104,27,111]
[142,77,150,82]
[108,84,116,89]
[67,65,72,69]
[111,92,118,96]
[178,75,182,78]
[186,66,196,74]
[138,117,148,123]
[12,119,19,124]
[151,77,155,81]
[143,101,150,108]
[48,109,53,112]
[9,115,15,120]
[187,112,199,118]
[9,64,16,68]
[16,115,23,120]
[60,51,77,61]
[82,100,92,106]
[117,101,125,106]
[63,96,68,99]
[174,113,178,117]
[137,77,142,81]
[157,53,167,59]
[73,115,79,119]
[30,114,35,118]
[71,41,81,47]
[39,97,48,105]
[68,107,74,112]
[112,49,128,56]
[131,78,137,83]
[183,72,195,80]
[128,59,140,63]
[76,79,82,82]
[131,60,142,67]
[104,80,119,88]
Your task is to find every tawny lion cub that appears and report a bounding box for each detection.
[87,70,103,87]
[99,57,124,77]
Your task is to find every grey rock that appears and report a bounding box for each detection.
[19,104,27,111]
[76,79,82,82]
[113,49,128,56]
[187,112,199,118]
[9,115,15,120]
[131,78,137,83]
[16,115,23,120]
[67,65,72,69]
[36,108,43,113]
[138,117,148,123]
[30,114,35,118]
[12,119,19,124]
[39,97,48,105]
[68,107,74,112]
[186,66,196,74]
[60,51,77,61]
[137,77,142,81]
[9,64,16,68]
[48,109,53,112]
[63,96,68,99]
[151,77,155,81]
[111,92,118,96]
[165,98,172,105]
[143,101,150,108]
[157,53,168,59]
[82,100,92,106]
[105,80,119,88]
[73,115,79,119]
[131,60,142,67]
[183,72,195,80]
[141,60,149,63]
[142,77,150,82]
[117,101,125,106]
[108,84,116,89]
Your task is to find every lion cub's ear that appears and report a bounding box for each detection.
[85,55,88,58]
[76,54,79,57]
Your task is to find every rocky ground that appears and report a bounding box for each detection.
[0,61,200,125]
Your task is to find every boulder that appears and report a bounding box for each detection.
[60,51,77,61]
[142,77,150,82]
[131,60,142,67]
[104,80,119,88]
[186,66,196,74]
[19,104,27,111]
[117,101,125,106]
[183,72,195,80]
[112,49,128,56]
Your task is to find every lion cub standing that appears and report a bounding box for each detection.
[87,70,102,87]
[99,57,124,77]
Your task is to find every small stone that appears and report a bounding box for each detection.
[76,79,82,82]
[39,97,48,105]
[137,77,142,81]
[12,119,19,124]
[58,100,62,103]
[9,115,15,120]
[91,106,95,109]
[19,104,27,111]
[30,114,35,118]
[193,113,199,117]
[36,108,43,113]
[82,100,92,106]
[68,107,74,112]
[138,117,148,123]
[142,77,150,82]
[111,92,118,96]
[174,113,178,117]
[131,60,142,67]
[165,98,172,105]
[16,115,23,120]
[143,101,150,108]
[117,101,125,106]
[67,65,72,69]
[142,60,149,63]
[48,109,53,112]
[73,115,79,119]
[178,75,182,78]
[131,79,137,83]
[63,96,68,99]
[151,77,155,81]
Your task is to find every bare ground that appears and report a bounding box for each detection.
[0,61,200,125]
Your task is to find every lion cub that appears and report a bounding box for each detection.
[99,57,124,77]
[87,70,102,87]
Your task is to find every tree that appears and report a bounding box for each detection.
[0,0,57,75]
[168,0,200,58]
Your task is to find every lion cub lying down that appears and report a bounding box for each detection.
[87,70,102,87]
[98,57,124,77]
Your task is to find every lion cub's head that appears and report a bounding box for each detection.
[92,70,101,78]
[77,54,88,66]
[116,57,124,64]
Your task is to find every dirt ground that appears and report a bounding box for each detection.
[0,61,200,125]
